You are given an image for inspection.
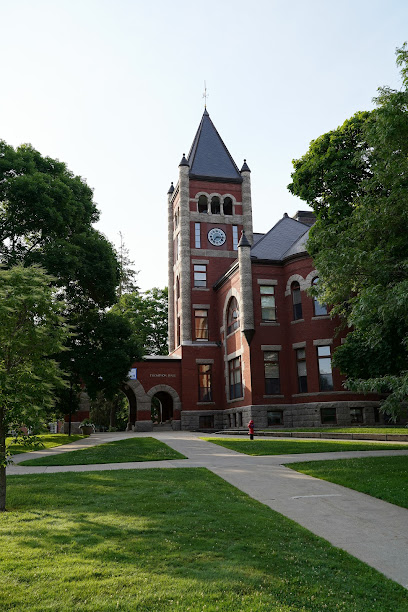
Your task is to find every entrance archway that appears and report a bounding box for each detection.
[151,391,174,424]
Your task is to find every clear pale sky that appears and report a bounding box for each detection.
[1,0,406,290]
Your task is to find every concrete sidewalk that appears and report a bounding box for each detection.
[8,431,408,589]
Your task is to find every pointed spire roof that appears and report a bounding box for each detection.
[187,111,242,183]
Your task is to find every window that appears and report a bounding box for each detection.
[195,223,201,248]
[260,286,276,321]
[176,316,180,347]
[264,351,280,395]
[292,281,302,320]
[199,415,214,428]
[227,297,240,335]
[174,210,179,229]
[229,357,243,399]
[211,196,220,214]
[312,277,327,316]
[296,348,308,393]
[232,225,238,250]
[175,234,180,261]
[223,197,233,215]
[267,410,283,426]
[350,407,363,423]
[194,265,206,287]
[321,407,337,424]
[198,364,212,401]
[317,345,333,391]
[198,195,208,213]
[195,310,208,341]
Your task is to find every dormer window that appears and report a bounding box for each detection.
[211,196,220,214]
[198,195,208,213]
[223,197,233,215]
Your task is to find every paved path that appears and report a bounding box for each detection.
[8,431,408,589]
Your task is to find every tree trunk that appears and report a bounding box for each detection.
[0,418,6,512]
[109,400,117,429]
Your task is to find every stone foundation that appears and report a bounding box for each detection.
[133,420,154,432]
[180,401,408,430]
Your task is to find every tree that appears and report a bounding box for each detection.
[0,265,69,511]
[61,308,142,399]
[288,44,408,418]
[0,141,119,309]
[111,287,168,355]
[116,231,139,299]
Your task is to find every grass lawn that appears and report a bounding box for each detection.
[7,434,87,455]
[287,455,408,510]
[202,437,408,455]
[260,427,408,434]
[2,469,407,611]
[19,437,186,466]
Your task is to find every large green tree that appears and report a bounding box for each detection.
[112,287,168,355]
[0,142,143,423]
[0,141,119,308]
[288,44,408,418]
[0,265,69,511]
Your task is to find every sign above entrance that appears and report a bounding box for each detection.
[150,373,176,378]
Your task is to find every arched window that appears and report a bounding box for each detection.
[312,277,327,316]
[211,196,220,214]
[227,297,240,335]
[292,281,302,320]
[223,197,233,215]
[198,195,208,213]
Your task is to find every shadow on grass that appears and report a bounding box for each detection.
[2,469,407,611]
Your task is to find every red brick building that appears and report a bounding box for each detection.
[69,110,384,433]
[117,109,383,432]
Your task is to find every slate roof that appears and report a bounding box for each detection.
[251,215,310,261]
[187,110,243,183]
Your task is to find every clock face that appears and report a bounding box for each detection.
[208,228,226,246]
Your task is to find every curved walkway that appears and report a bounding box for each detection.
[8,431,408,589]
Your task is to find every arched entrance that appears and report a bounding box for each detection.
[151,391,174,424]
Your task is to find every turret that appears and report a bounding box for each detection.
[178,155,192,343]
[240,160,253,246]
[238,230,255,345]
[167,182,175,352]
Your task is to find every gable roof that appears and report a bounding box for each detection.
[187,110,243,183]
[251,215,309,261]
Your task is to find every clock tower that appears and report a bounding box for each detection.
[167,109,253,352]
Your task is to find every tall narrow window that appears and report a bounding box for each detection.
[260,286,276,321]
[175,234,179,261]
[312,277,327,316]
[223,197,233,215]
[194,265,206,287]
[195,310,208,341]
[198,364,212,401]
[264,351,280,394]
[195,223,201,248]
[296,348,308,392]
[176,316,180,347]
[229,357,243,399]
[317,345,333,391]
[232,225,238,250]
[198,195,208,213]
[292,281,302,320]
[211,196,220,214]
[227,297,240,335]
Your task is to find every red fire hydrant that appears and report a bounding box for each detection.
[248,419,255,440]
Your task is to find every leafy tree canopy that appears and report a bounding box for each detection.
[0,265,69,510]
[111,287,168,355]
[288,44,408,418]
[0,141,119,308]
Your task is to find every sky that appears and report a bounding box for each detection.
[1,0,407,290]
